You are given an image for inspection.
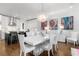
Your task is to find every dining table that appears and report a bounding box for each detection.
[24,34,50,56]
[24,34,50,46]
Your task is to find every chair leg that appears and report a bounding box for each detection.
[34,52,37,56]
[24,52,26,56]
[48,50,50,56]
[20,50,22,56]
[33,50,38,56]
[51,49,53,55]
[56,44,58,49]
[55,45,57,51]
[76,41,78,46]
[74,42,75,47]
[67,39,68,44]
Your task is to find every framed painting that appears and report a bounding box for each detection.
[41,21,47,30]
[61,16,73,30]
[49,19,58,30]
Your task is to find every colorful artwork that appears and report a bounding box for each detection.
[41,16,73,30]
[61,16,73,30]
[49,19,58,30]
[41,21,47,30]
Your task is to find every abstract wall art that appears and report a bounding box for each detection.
[41,21,47,30]
[61,16,73,30]
[49,19,58,30]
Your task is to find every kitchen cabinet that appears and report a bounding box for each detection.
[5,32,18,45]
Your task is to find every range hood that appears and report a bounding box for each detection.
[8,17,16,26]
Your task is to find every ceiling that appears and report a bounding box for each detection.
[0,3,78,20]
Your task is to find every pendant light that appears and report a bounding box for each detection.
[38,3,47,22]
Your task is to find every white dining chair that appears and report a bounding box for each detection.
[32,34,45,56]
[48,30,58,51]
[42,33,56,56]
[53,35,58,51]
[62,30,71,37]
[67,32,78,46]
[62,30,71,42]
[26,31,45,56]
[18,35,35,56]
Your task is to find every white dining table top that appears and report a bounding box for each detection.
[24,35,49,46]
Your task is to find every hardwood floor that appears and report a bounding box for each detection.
[0,40,79,56]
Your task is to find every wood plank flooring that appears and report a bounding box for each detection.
[0,40,79,56]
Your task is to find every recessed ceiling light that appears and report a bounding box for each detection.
[69,3,74,8]
[69,6,73,8]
